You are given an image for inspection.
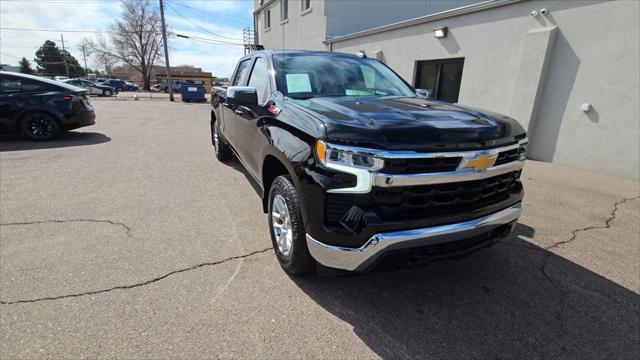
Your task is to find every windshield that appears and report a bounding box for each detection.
[272,53,415,99]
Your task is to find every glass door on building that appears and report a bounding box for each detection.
[414,58,464,103]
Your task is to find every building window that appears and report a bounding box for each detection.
[302,0,311,12]
[281,0,288,21]
[264,9,271,29]
[414,58,464,103]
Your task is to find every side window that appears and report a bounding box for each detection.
[0,76,22,94]
[21,79,54,92]
[360,66,376,88]
[231,59,252,86]
[247,57,270,104]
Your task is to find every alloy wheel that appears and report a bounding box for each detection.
[271,194,293,257]
[213,122,220,155]
[24,114,57,140]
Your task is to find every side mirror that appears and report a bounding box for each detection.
[227,86,258,107]
[415,88,433,99]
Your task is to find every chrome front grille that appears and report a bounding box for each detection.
[382,156,461,174]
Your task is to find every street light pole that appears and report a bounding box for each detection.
[82,44,88,78]
[60,34,69,78]
[159,0,173,101]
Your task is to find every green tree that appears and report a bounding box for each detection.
[19,57,34,74]
[34,40,85,77]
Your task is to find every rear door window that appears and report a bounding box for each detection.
[0,77,58,94]
[0,76,22,94]
[21,79,57,92]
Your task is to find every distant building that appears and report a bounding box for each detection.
[253,0,640,179]
[1,64,20,73]
[108,65,214,92]
[152,66,214,93]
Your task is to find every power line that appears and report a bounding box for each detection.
[165,2,243,41]
[0,0,117,3]
[170,1,251,27]
[0,51,21,59]
[0,27,156,34]
[175,34,244,47]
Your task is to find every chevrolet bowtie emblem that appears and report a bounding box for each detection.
[459,154,497,172]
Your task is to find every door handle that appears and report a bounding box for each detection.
[234,109,244,115]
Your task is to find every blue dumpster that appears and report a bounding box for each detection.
[181,84,206,102]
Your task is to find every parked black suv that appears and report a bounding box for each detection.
[0,71,96,140]
[211,51,527,274]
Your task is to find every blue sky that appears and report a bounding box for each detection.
[0,0,254,77]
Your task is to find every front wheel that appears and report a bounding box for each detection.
[268,175,314,275]
[104,89,113,97]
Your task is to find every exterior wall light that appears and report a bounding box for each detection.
[433,27,448,38]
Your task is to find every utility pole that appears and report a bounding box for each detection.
[159,0,173,101]
[81,44,88,78]
[60,34,69,77]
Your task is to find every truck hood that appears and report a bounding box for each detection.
[288,96,525,151]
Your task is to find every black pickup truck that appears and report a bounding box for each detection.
[211,50,527,274]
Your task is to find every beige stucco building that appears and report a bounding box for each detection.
[253,0,639,179]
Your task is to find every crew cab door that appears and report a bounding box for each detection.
[235,56,271,177]
[222,58,253,148]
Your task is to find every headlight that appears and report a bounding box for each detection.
[316,140,384,171]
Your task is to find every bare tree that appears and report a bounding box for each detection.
[83,0,164,90]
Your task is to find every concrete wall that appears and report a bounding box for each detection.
[257,0,328,51]
[330,0,639,179]
[325,0,428,38]
[257,0,485,50]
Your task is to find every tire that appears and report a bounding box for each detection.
[212,120,232,161]
[268,175,314,275]
[104,89,113,97]
[20,112,60,141]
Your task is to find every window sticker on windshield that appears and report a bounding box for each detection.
[285,73,312,93]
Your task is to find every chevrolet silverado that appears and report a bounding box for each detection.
[211,51,527,274]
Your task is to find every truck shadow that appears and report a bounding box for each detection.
[0,132,111,151]
[292,224,639,359]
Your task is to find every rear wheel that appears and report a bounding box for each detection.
[212,120,232,161]
[268,175,314,275]
[20,112,60,141]
[104,89,113,97]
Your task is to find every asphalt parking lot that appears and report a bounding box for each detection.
[1,101,638,359]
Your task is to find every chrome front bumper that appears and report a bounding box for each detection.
[306,202,522,272]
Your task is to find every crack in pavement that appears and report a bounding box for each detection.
[538,196,640,326]
[0,248,272,305]
[1,219,136,240]
[543,196,640,252]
